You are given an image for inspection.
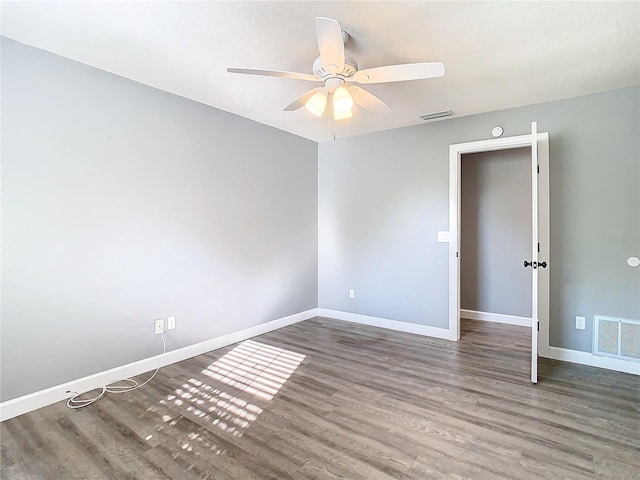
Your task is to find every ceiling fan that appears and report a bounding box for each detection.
[227,17,445,121]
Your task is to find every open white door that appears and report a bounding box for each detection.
[530,122,539,383]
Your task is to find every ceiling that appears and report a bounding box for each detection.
[2,1,639,142]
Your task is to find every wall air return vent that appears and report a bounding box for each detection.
[593,315,640,362]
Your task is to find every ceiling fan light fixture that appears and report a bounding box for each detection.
[228,17,445,130]
[306,91,327,116]
[333,86,353,113]
[334,108,353,121]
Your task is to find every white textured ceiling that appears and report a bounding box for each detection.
[2,1,639,142]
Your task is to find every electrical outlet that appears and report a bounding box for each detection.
[349,288,355,299]
[167,315,176,330]
[576,316,586,330]
[154,318,165,335]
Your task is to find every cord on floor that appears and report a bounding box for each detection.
[66,333,166,409]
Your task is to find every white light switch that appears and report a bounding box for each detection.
[438,231,450,243]
[349,288,355,299]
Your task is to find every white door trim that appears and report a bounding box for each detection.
[448,132,550,357]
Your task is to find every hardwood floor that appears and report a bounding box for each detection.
[1,317,639,479]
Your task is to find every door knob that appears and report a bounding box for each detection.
[524,260,548,269]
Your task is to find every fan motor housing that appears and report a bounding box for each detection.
[313,55,358,79]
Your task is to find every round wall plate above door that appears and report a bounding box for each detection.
[491,126,503,137]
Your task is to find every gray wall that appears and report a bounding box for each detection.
[319,86,639,352]
[460,148,532,318]
[2,38,638,403]
[1,38,318,402]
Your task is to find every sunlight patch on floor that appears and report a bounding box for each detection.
[202,339,306,401]
[157,340,305,447]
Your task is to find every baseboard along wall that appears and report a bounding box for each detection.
[460,309,638,375]
[3,307,637,421]
[545,346,640,375]
[318,308,456,340]
[0,308,318,422]
[460,309,531,327]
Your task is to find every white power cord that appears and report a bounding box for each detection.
[66,333,166,409]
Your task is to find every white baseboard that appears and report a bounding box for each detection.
[461,309,530,327]
[545,346,640,376]
[319,309,639,375]
[318,308,455,341]
[0,308,318,422]
[6,307,634,421]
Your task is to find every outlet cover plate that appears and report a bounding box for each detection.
[576,316,586,330]
[155,318,165,335]
[438,231,450,243]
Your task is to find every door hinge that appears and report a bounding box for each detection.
[456,251,459,258]
[537,321,540,332]
[538,242,540,253]
[537,164,540,174]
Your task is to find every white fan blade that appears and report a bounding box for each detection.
[227,68,319,82]
[284,87,325,111]
[351,62,445,84]
[316,17,345,74]
[348,86,391,113]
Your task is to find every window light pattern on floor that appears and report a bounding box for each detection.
[158,340,305,441]
[201,339,306,401]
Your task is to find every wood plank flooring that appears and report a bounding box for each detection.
[1,317,639,479]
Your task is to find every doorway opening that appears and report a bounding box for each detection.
[448,125,550,383]
[460,147,532,327]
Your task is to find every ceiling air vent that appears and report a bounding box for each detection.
[594,315,640,362]
[419,110,454,121]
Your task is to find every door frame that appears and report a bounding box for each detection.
[448,131,550,358]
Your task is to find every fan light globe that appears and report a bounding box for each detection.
[333,87,354,113]
[334,109,353,121]
[305,91,327,116]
